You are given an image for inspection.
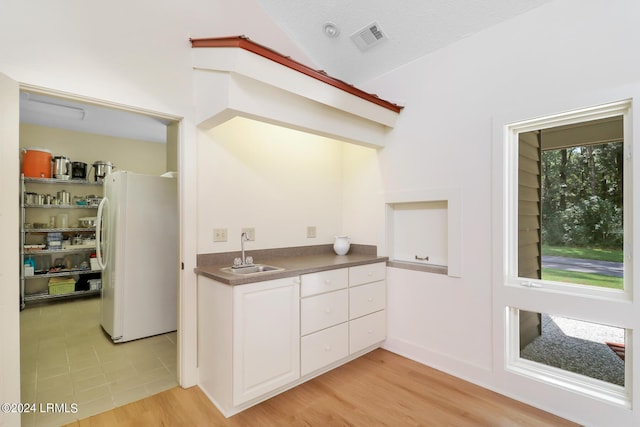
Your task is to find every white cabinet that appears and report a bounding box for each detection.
[197,261,386,417]
[349,262,386,287]
[348,262,387,355]
[300,268,348,297]
[301,289,348,335]
[197,276,300,415]
[301,322,349,376]
[300,262,387,376]
[349,281,386,320]
[233,278,300,405]
[299,268,350,377]
[349,309,386,353]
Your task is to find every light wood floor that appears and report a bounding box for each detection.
[64,349,580,426]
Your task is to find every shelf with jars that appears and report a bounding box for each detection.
[20,174,104,308]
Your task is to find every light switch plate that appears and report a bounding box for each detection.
[213,228,227,242]
[307,226,316,238]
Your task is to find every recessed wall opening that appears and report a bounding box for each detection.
[385,188,462,277]
[389,201,448,268]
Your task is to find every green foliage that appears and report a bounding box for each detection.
[541,141,623,249]
[542,245,623,263]
[541,268,623,290]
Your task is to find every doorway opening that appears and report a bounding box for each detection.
[18,87,182,425]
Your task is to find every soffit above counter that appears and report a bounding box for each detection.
[190,36,403,148]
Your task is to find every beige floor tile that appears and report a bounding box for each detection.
[21,297,177,421]
[20,411,36,427]
[37,363,70,381]
[73,372,108,393]
[36,373,74,395]
[74,384,111,405]
[68,356,101,373]
[75,396,116,420]
[112,385,150,407]
[144,376,179,395]
[33,409,78,427]
[131,355,165,373]
[109,375,147,394]
[134,366,173,385]
[103,364,138,382]
[36,385,74,405]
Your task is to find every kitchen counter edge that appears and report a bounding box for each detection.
[194,254,388,285]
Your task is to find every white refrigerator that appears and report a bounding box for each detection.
[96,171,178,343]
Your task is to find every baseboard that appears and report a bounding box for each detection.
[382,337,494,390]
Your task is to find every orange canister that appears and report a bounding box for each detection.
[22,147,52,178]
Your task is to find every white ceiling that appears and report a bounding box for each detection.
[20,0,553,141]
[19,91,171,144]
[255,0,553,84]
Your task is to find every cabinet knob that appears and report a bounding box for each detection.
[367,329,373,334]
[367,297,374,302]
[324,307,332,314]
[324,346,332,352]
[324,279,331,285]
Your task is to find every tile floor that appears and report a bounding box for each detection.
[20,296,178,427]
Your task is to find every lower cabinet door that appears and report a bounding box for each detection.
[349,310,386,354]
[301,323,349,376]
[233,278,300,405]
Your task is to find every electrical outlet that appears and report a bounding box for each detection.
[242,227,255,241]
[307,226,316,238]
[213,228,227,242]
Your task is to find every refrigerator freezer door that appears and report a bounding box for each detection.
[101,171,178,342]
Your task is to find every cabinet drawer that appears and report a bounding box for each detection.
[301,289,348,335]
[349,262,386,287]
[349,310,386,354]
[301,268,348,297]
[301,323,348,376]
[349,281,386,320]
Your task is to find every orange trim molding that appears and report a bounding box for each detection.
[190,36,403,114]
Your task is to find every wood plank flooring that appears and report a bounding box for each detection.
[64,349,580,426]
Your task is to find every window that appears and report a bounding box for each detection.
[502,100,632,406]
[518,117,624,290]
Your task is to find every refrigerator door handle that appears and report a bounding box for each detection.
[96,197,110,270]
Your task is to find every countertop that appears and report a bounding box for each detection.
[195,252,388,285]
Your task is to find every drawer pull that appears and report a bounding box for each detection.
[325,279,331,285]
[324,307,333,314]
[367,329,373,334]
[367,297,374,302]
[324,346,332,352]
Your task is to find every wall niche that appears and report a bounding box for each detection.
[385,189,461,277]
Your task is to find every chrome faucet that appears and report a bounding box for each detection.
[240,231,253,266]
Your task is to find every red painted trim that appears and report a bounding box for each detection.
[190,36,403,114]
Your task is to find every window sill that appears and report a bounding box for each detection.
[387,260,448,276]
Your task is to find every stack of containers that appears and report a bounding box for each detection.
[46,232,63,250]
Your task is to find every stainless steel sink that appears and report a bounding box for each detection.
[221,264,284,275]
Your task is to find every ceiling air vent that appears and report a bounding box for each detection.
[351,21,388,51]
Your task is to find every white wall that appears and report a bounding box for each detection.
[0,0,310,416]
[360,0,640,426]
[20,124,167,176]
[3,0,640,426]
[197,117,350,253]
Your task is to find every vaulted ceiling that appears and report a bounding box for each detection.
[254,0,553,85]
[19,0,554,142]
